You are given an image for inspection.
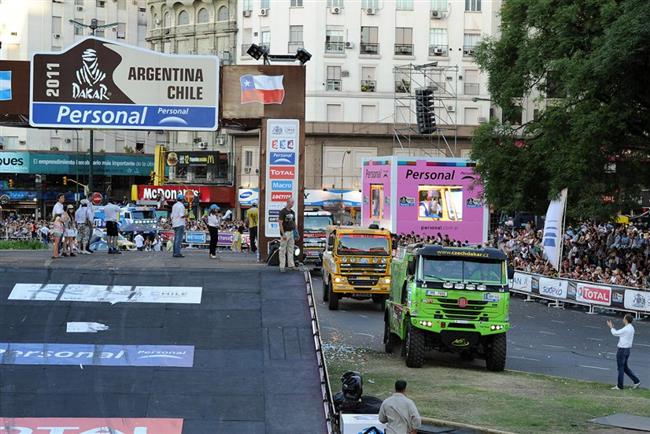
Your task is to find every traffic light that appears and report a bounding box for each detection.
[8,179,14,189]
[415,87,436,134]
[62,176,68,186]
[150,171,156,184]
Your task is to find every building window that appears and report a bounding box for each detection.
[325,27,345,53]
[463,33,480,55]
[326,66,342,91]
[327,104,343,121]
[465,0,481,12]
[431,0,448,11]
[429,28,448,56]
[116,22,126,39]
[197,8,209,23]
[177,10,190,26]
[362,0,378,9]
[291,0,303,6]
[163,11,171,27]
[394,27,413,55]
[243,0,252,11]
[396,0,413,10]
[261,0,270,9]
[503,105,522,125]
[95,20,105,37]
[152,13,159,28]
[464,69,480,95]
[244,150,253,167]
[261,30,271,51]
[328,0,343,7]
[96,0,105,8]
[360,66,376,92]
[289,25,303,52]
[217,5,229,21]
[117,0,126,10]
[360,26,379,55]
[74,19,84,35]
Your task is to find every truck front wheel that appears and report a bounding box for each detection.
[322,278,329,302]
[485,333,507,372]
[328,283,339,310]
[404,322,425,368]
[383,316,400,354]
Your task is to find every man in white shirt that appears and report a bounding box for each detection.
[608,314,641,390]
[51,194,65,219]
[75,200,94,254]
[134,233,144,251]
[378,380,421,434]
[170,194,187,258]
[103,199,122,255]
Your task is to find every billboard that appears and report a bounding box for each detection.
[30,37,219,130]
[133,184,235,205]
[0,151,153,176]
[265,119,300,237]
[0,60,29,115]
[361,160,392,230]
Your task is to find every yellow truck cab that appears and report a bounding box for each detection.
[321,226,392,310]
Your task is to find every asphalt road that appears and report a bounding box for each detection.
[312,275,650,386]
[0,251,326,434]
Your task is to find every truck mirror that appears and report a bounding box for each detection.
[407,258,416,276]
[507,265,515,280]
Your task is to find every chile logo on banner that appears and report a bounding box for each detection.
[240,74,285,105]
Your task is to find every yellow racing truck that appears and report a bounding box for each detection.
[321,226,392,310]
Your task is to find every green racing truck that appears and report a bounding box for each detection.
[383,244,512,371]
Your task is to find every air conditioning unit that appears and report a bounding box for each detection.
[365,8,376,15]
[447,105,455,112]
[330,6,341,14]
[341,70,350,77]
[64,138,71,144]
[259,8,269,16]
[243,10,251,17]
[464,49,476,56]
[198,142,208,150]
[216,136,226,146]
[430,10,443,19]
[76,6,83,12]
[53,34,61,39]
[478,116,487,123]
[344,41,354,49]
[433,47,444,56]
[244,167,251,174]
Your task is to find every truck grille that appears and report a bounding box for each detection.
[438,298,488,321]
[339,263,387,276]
[347,277,379,286]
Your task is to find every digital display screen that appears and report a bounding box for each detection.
[417,185,463,221]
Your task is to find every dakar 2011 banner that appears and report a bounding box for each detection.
[30,37,219,130]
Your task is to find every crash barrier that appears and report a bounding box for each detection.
[305,271,336,434]
[511,271,650,319]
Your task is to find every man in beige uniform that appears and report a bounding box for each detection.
[379,380,421,434]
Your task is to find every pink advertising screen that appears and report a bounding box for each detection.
[396,159,486,244]
[361,159,392,230]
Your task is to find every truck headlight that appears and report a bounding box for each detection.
[334,277,342,283]
[384,277,391,284]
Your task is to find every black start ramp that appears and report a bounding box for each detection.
[0,256,326,434]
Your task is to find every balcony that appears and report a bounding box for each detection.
[360,42,379,55]
[394,44,413,56]
[429,45,448,56]
[395,80,411,94]
[463,45,477,56]
[325,41,345,53]
[288,41,304,53]
[326,79,342,91]
[464,82,480,95]
[360,80,376,92]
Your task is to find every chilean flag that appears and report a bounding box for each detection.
[240,74,285,105]
[0,71,11,101]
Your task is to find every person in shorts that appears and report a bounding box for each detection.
[104,199,121,254]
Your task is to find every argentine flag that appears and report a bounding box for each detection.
[0,70,11,101]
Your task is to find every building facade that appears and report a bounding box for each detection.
[0,0,152,154]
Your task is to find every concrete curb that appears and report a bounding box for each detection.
[421,416,517,434]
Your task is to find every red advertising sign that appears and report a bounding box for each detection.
[268,166,295,179]
[0,418,183,434]
[134,185,235,206]
[271,191,292,202]
[576,283,612,306]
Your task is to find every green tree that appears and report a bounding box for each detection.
[472,0,650,219]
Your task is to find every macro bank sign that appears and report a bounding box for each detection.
[30,37,219,130]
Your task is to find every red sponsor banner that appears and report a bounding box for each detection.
[268,166,295,180]
[0,418,183,434]
[271,191,293,202]
[576,283,612,306]
[134,185,235,206]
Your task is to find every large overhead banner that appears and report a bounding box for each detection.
[30,37,219,130]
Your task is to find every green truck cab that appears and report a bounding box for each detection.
[384,244,511,371]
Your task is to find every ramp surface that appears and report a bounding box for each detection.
[590,413,650,432]
[0,251,326,434]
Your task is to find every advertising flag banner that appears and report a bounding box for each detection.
[30,37,219,130]
[0,70,11,101]
[240,74,285,104]
[0,418,184,434]
[542,188,568,270]
[265,119,299,237]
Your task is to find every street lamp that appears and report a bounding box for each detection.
[246,43,312,65]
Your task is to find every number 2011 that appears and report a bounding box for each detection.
[45,63,60,97]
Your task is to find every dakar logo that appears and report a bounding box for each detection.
[72,48,109,101]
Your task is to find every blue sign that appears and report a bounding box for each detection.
[0,343,194,367]
[0,70,11,101]
[30,37,219,131]
[185,231,207,244]
[271,180,293,191]
[270,152,296,165]
[0,151,153,176]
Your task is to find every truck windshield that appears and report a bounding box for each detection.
[420,257,503,284]
[337,235,390,256]
[131,211,155,220]
[305,216,333,231]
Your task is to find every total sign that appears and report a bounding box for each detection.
[265,119,299,237]
[0,418,183,434]
[30,37,219,130]
[576,283,612,306]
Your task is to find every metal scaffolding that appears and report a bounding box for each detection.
[393,63,460,157]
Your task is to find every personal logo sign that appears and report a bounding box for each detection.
[0,418,183,434]
[30,37,219,130]
[0,343,194,367]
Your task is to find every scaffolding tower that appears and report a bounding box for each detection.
[393,63,460,157]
